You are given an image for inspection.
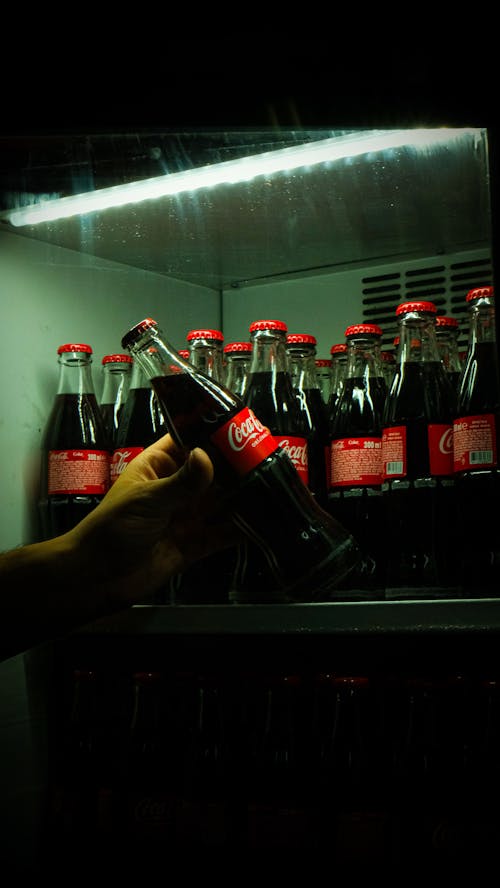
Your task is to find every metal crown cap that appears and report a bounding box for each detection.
[345,323,383,337]
[224,341,253,353]
[121,318,158,349]
[57,343,92,354]
[101,353,133,364]
[249,319,288,333]
[286,333,317,345]
[187,329,224,341]
[466,286,494,302]
[435,316,459,328]
[396,300,437,316]
[330,343,348,354]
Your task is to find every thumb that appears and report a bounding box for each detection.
[163,447,214,499]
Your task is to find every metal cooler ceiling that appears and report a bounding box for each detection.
[0,128,492,291]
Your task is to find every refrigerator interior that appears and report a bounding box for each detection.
[0,125,497,869]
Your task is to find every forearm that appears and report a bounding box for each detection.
[0,535,125,661]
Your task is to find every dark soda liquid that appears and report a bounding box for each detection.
[295,386,330,509]
[115,387,166,448]
[151,373,360,600]
[382,361,458,597]
[245,370,306,435]
[100,402,125,451]
[455,341,500,594]
[39,393,108,539]
[329,375,387,598]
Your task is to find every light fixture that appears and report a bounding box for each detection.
[4,128,480,228]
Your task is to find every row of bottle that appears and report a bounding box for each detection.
[47,665,500,861]
[38,287,499,601]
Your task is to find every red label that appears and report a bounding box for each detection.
[48,450,109,494]
[275,435,309,486]
[453,413,497,471]
[330,437,382,487]
[110,446,145,483]
[382,426,406,479]
[428,423,453,476]
[210,407,277,476]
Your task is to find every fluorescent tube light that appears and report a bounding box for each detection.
[5,128,479,227]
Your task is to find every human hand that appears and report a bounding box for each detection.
[68,433,239,606]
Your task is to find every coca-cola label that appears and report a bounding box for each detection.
[110,446,144,484]
[330,437,382,487]
[211,407,277,476]
[382,426,406,479]
[275,435,309,485]
[453,413,498,471]
[428,423,453,476]
[48,449,109,495]
[382,424,453,479]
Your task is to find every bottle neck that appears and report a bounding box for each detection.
[225,354,251,396]
[249,329,289,375]
[57,354,95,395]
[189,340,225,382]
[287,344,320,390]
[397,310,441,363]
[129,360,151,390]
[467,297,497,348]
[345,335,384,380]
[436,329,462,374]
[331,354,347,396]
[100,363,132,405]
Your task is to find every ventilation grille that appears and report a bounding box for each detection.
[361,254,493,351]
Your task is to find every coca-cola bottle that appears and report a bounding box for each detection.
[381,300,458,598]
[286,332,330,509]
[380,349,397,389]
[328,323,388,598]
[110,358,167,485]
[99,353,133,451]
[38,343,110,540]
[229,319,324,603]
[453,285,500,594]
[121,317,360,602]
[169,327,233,604]
[315,357,333,406]
[327,342,348,423]
[224,341,253,399]
[435,315,462,403]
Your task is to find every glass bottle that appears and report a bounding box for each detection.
[435,315,462,400]
[38,343,110,540]
[380,350,397,389]
[110,359,167,485]
[315,358,333,406]
[117,671,177,862]
[328,323,387,598]
[121,317,360,602]
[170,327,233,604]
[453,285,500,594]
[99,353,133,451]
[327,343,348,424]
[381,300,458,598]
[186,328,225,383]
[224,341,253,399]
[286,332,330,509]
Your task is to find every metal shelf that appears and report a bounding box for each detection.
[79,598,500,637]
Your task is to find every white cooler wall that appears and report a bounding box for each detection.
[0,229,219,553]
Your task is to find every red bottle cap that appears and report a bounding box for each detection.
[223,341,253,353]
[344,323,383,337]
[466,286,494,302]
[396,300,437,315]
[186,329,224,341]
[121,318,158,349]
[330,343,348,354]
[57,343,93,353]
[101,353,133,364]
[178,349,190,359]
[315,358,332,367]
[249,319,288,333]
[435,316,459,328]
[381,350,396,362]
[286,333,317,345]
